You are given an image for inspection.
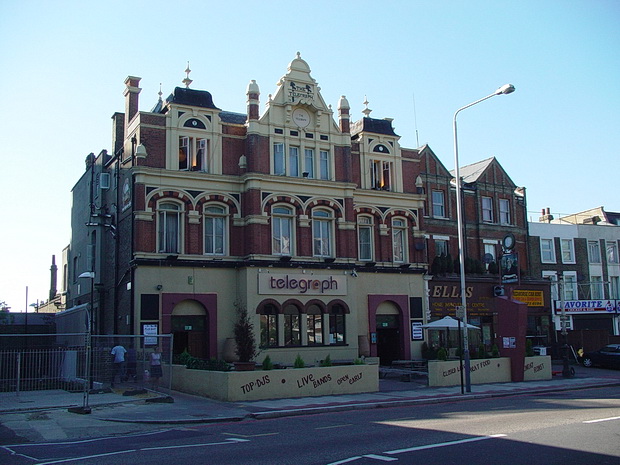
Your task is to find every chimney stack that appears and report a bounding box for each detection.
[124,76,142,129]
[338,95,350,134]
[49,255,58,301]
[539,207,554,223]
[246,80,260,121]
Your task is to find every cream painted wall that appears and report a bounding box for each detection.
[134,265,426,365]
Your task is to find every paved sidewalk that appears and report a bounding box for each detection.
[1,364,619,443]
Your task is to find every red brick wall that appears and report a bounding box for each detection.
[245,134,270,174]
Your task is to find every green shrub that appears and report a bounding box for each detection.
[320,355,332,367]
[422,342,438,360]
[185,356,231,371]
[437,347,448,361]
[294,354,305,368]
[478,344,488,359]
[178,349,192,366]
[525,339,534,357]
[262,355,273,370]
[491,344,500,357]
[354,358,365,365]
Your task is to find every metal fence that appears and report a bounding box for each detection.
[0,333,173,410]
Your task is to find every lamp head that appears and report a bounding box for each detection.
[495,84,515,95]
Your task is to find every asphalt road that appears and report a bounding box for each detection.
[1,385,618,464]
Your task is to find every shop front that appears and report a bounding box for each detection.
[428,278,552,354]
[554,299,618,334]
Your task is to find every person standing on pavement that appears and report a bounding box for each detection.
[110,342,127,387]
[149,346,163,389]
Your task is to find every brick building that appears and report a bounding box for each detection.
[63,54,545,365]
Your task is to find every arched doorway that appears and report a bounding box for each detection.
[171,299,208,359]
[375,301,401,365]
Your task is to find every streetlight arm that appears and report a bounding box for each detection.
[453,84,515,122]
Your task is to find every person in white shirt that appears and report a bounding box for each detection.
[110,343,127,387]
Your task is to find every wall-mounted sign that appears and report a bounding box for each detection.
[258,273,347,295]
[288,81,314,104]
[411,322,424,341]
[513,290,544,307]
[501,253,518,283]
[143,323,158,346]
[555,300,617,314]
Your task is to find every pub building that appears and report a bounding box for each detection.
[64,53,543,368]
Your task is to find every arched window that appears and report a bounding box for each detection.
[158,202,181,254]
[283,304,301,346]
[312,209,333,258]
[204,205,227,255]
[259,304,279,348]
[329,304,346,345]
[392,217,407,263]
[272,206,294,256]
[357,215,374,261]
[307,304,323,345]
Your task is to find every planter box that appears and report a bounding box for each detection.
[523,355,552,381]
[171,364,379,402]
[427,358,511,387]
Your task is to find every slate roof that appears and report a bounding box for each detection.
[449,157,494,183]
[165,87,219,110]
[351,117,398,137]
[220,111,247,124]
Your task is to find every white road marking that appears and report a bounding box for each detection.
[583,416,620,424]
[363,453,398,461]
[327,434,507,464]
[31,437,249,464]
[38,449,137,465]
[327,456,363,464]
[386,434,507,455]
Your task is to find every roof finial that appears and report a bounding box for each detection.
[182,61,193,88]
[158,83,163,101]
[362,95,372,117]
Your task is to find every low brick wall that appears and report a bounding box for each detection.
[171,364,379,401]
[428,356,552,387]
[427,358,511,387]
[523,355,552,381]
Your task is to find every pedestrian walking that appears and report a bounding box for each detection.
[110,342,127,387]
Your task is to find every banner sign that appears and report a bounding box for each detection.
[554,299,617,314]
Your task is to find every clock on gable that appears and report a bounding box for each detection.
[292,107,311,128]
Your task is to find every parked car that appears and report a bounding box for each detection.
[581,344,620,369]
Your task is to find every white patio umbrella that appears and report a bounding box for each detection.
[421,316,480,356]
[421,316,480,330]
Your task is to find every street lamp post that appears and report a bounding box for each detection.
[74,271,95,414]
[453,84,515,393]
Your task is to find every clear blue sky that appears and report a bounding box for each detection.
[1,0,618,312]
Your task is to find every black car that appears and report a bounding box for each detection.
[582,344,620,369]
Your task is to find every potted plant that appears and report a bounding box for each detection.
[233,304,257,371]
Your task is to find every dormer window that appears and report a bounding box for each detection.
[179,136,210,172]
[371,160,391,190]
